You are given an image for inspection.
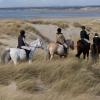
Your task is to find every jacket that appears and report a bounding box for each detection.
[80,30,89,40]
[93,36,100,45]
[17,35,25,48]
[56,33,66,44]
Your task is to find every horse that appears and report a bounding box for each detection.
[1,38,44,65]
[76,40,90,60]
[47,39,74,60]
[91,44,100,63]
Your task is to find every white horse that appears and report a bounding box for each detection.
[1,38,43,65]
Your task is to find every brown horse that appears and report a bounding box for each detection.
[76,40,90,59]
[47,39,74,60]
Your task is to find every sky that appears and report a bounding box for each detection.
[0,0,100,8]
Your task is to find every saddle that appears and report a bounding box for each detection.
[57,42,67,53]
[17,46,31,60]
[81,39,90,47]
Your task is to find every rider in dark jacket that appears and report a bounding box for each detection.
[17,30,30,60]
[80,26,89,40]
[80,26,90,46]
[93,33,100,46]
[17,30,26,48]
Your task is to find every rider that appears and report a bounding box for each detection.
[56,28,67,53]
[80,26,90,46]
[93,33,100,46]
[17,30,30,60]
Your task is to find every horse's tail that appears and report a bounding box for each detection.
[1,48,11,64]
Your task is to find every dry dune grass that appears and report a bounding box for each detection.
[74,19,100,35]
[0,19,38,37]
[31,20,69,29]
[1,18,100,100]
[0,53,100,100]
[30,19,100,36]
[0,42,8,46]
[72,22,82,28]
[0,19,50,43]
[0,19,100,40]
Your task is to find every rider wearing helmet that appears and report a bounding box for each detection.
[17,30,30,59]
[93,33,100,46]
[17,30,26,48]
[80,26,90,45]
[80,26,89,40]
[56,28,67,53]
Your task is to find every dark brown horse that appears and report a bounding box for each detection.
[76,40,90,59]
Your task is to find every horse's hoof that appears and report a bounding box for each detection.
[75,54,80,58]
[75,54,78,57]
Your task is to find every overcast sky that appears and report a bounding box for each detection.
[0,0,100,7]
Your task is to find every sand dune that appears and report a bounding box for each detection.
[0,18,100,100]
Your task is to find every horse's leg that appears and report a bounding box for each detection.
[87,50,89,60]
[91,45,98,63]
[59,55,63,58]
[50,53,54,60]
[12,58,18,65]
[29,59,32,64]
[83,51,87,59]
[49,50,54,60]
[14,61,17,65]
[59,55,66,58]
[28,51,34,64]
[10,54,18,65]
[83,52,86,59]
[76,49,82,58]
[97,47,99,61]
[47,52,50,60]
[49,48,55,60]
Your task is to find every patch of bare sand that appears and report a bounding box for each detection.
[0,82,33,100]
[0,82,100,100]
[33,24,80,42]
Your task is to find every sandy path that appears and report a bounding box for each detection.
[33,24,80,42]
[33,24,58,42]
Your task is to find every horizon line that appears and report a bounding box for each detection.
[0,5,100,9]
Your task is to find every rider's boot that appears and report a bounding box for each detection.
[25,50,31,60]
[63,43,68,53]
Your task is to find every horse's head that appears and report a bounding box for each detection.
[30,38,43,49]
[66,39,74,50]
[37,38,44,48]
